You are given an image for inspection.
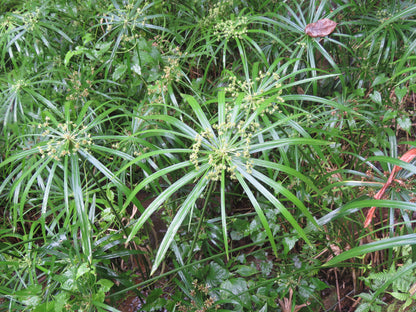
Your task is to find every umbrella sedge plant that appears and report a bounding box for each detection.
[122,87,330,275]
[0,100,150,239]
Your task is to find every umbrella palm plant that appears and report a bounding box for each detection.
[123,70,331,274]
[0,101,149,251]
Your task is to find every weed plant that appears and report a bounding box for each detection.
[1,0,416,311]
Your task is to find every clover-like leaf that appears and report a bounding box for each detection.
[305,18,337,38]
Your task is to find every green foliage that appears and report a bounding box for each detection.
[356,260,416,312]
[0,224,137,311]
[2,0,416,311]
[124,87,327,274]
[166,238,326,312]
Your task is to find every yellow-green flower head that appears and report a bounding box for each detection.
[37,119,93,161]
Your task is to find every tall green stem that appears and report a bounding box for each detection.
[186,181,216,265]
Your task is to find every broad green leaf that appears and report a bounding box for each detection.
[76,262,92,279]
[235,265,258,277]
[64,46,88,66]
[369,91,382,105]
[220,278,250,306]
[395,86,407,103]
[382,109,397,122]
[398,116,412,134]
[97,279,114,292]
[206,262,232,286]
[371,74,389,87]
[112,63,127,81]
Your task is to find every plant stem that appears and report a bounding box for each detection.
[186,181,216,265]
[84,159,128,238]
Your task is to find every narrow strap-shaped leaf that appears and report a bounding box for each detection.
[42,161,58,216]
[0,147,40,169]
[220,168,228,259]
[250,158,321,194]
[250,168,319,229]
[359,5,416,47]
[325,234,416,267]
[19,157,53,216]
[237,164,312,248]
[122,159,199,212]
[235,171,279,258]
[249,137,330,153]
[183,94,214,136]
[218,91,226,125]
[364,149,416,227]
[127,163,210,244]
[241,33,267,64]
[78,149,144,213]
[151,172,210,275]
[317,199,416,227]
[70,154,92,263]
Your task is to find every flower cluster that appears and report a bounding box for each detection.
[162,55,182,83]
[65,70,92,101]
[23,9,40,31]
[36,117,93,161]
[175,279,220,312]
[11,79,26,92]
[296,41,307,48]
[199,0,233,27]
[190,129,212,171]
[127,1,149,27]
[190,118,259,181]
[111,141,149,157]
[0,16,12,30]
[147,44,183,103]
[376,9,394,23]
[103,1,149,34]
[222,70,284,115]
[213,16,248,40]
[136,1,151,17]
[120,33,139,44]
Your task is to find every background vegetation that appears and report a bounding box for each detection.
[1,0,416,311]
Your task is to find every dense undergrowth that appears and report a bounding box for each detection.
[1,0,416,311]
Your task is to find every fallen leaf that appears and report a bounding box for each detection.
[364,148,416,228]
[305,18,337,38]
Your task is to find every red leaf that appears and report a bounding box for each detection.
[364,148,416,228]
[305,18,337,38]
